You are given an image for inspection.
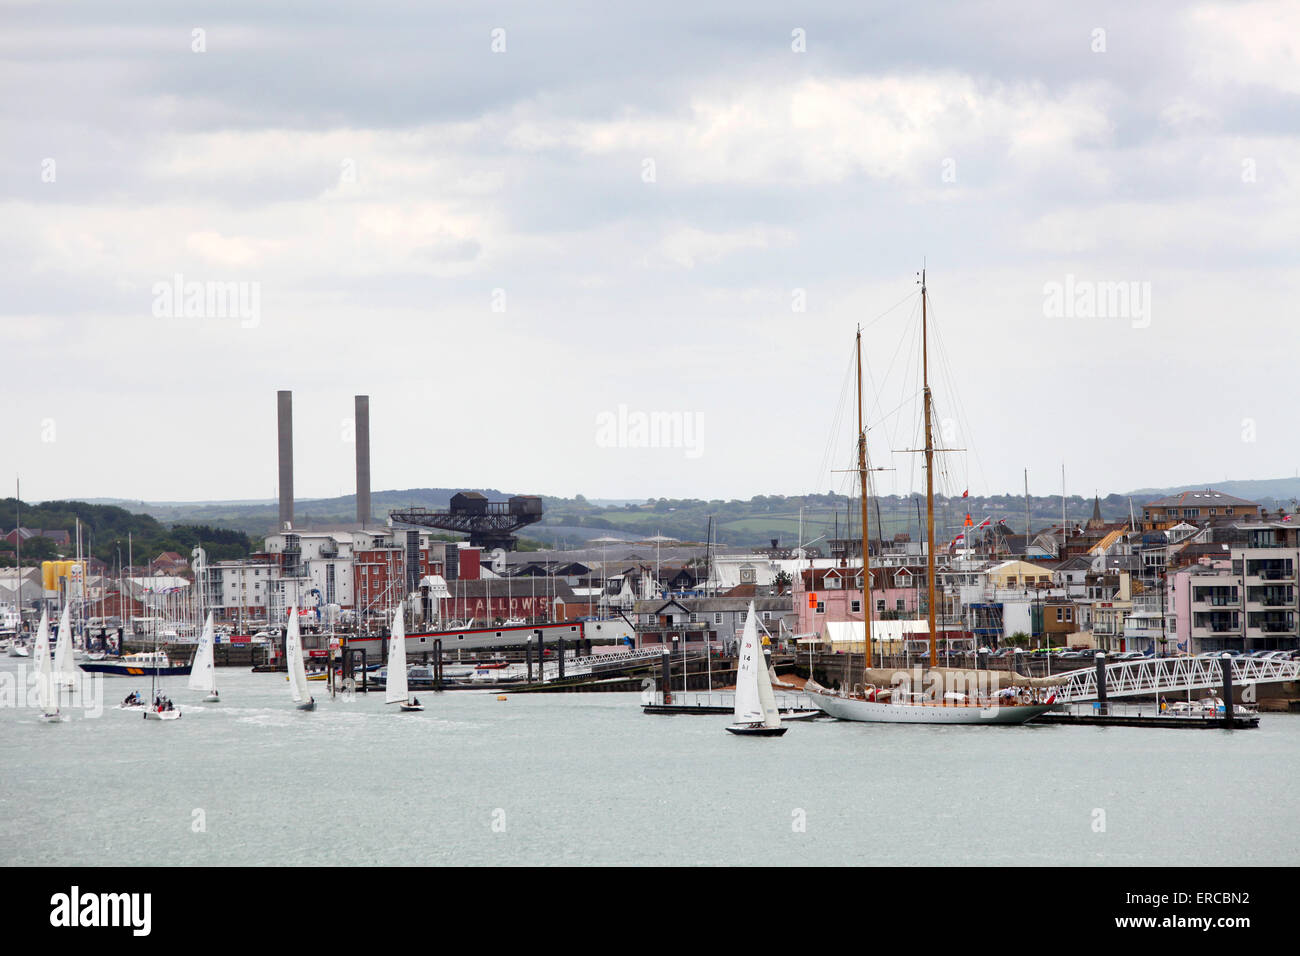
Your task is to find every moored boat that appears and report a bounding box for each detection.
[809,271,1058,728]
[79,652,190,677]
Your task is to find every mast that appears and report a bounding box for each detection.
[15,478,21,629]
[922,270,937,664]
[1025,469,1031,560]
[856,326,873,666]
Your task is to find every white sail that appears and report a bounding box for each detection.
[188,612,217,693]
[735,602,781,728]
[53,603,76,688]
[34,609,56,715]
[285,609,312,703]
[385,606,409,705]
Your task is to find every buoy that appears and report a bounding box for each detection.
[497,695,508,701]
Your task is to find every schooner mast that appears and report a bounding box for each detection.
[921,269,937,664]
[856,326,873,667]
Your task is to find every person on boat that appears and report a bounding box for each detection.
[411,696,420,706]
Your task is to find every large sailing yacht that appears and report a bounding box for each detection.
[804,271,1056,725]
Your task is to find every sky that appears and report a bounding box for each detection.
[2,0,1298,506]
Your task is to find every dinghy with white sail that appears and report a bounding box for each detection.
[53,603,77,691]
[385,606,423,712]
[33,609,62,722]
[726,602,786,737]
[286,608,315,711]
[188,612,220,702]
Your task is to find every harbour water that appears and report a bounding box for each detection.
[2,658,1297,866]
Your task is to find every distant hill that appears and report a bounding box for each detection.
[82,488,509,538]
[1125,477,1300,503]
[54,478,1300,550]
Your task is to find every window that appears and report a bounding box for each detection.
[1056,608,1063,622]
[850,600,861,613]
[876,600,885,612]
[815,602,825,614]
[896,600,905,612]
[762,612,771,622]
[713,612,722,625]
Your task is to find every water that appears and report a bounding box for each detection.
[2,658,1297,866]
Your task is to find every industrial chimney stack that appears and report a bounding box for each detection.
[355,395,371,527]
[277,390,294,529]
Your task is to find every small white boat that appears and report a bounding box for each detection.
[54,604,77,691]
[188,613,220,702]
[385,607,423,712]
[33,609,62,722]
[726,603,786,737]
[9,641,30,658]
[286,609,315,711]
[143,707,182,721]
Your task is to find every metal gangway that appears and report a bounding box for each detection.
[535,646,671,682]
[1052,655,1300,703]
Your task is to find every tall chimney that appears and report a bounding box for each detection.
[277,390,294,529]
[355,394,371,528]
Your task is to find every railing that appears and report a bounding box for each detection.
[1052,656,1300,702]
[652,690,821,711]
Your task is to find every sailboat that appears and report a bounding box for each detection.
[803,271,1056,726]
[144,601,182,721]
[285,608,315,711]
[188,612,220,702]
[33,609,62,722]
[53,602,77,691]
[726,602,786,736]
[385,605,423,712]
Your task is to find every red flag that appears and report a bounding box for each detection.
[976,517,992,529]
[961,489,969,498]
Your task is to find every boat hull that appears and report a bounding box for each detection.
[80,661,189,677]
[296,699,316,711]
[726,724,788,736]
[143,710,182,721]
[806,688,1053,725]
[202,694,220,703]
[399,704,424,712]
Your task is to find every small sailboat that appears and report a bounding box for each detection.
[53,603,77,691]
[726,602,786,736]
[286,608,315,711]
[143,607,181,721]
[33,609,63,722]
[188,612,220,702]
[385,606,423,712]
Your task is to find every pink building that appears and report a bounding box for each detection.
[792,564,924,634]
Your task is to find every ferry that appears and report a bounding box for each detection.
[78,650,191,677]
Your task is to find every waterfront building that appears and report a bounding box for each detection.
[631,594,794,651]
[1140,489,1262,531]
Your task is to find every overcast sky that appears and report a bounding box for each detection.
[2,1,1297,506]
